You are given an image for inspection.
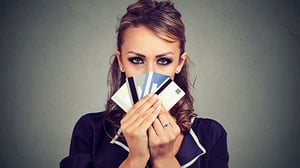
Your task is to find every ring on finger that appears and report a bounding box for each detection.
[163,122,172,128]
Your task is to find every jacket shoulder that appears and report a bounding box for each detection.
[192,117,227,145]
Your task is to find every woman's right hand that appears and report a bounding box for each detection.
[119,93,162,167]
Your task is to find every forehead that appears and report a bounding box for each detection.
[121,25,180,53]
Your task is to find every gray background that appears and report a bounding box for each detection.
[1,0,299,167]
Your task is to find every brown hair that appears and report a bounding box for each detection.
[105,0,196,135]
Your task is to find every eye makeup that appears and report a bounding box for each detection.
[126,51,175,66]
[128,57,144,64]
[128,57,173,66]
[157,57,172,65]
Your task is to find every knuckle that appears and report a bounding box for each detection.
[174,125,180,134]
[120,118,125,125]
[159,137,170,144]
[151,139,163,148]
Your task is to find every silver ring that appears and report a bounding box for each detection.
[163,122,171,128]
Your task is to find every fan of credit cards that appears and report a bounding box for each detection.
[111,71,185,112]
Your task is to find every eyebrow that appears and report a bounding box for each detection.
[127,51,174,58]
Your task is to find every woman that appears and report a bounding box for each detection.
[60,0,229,167]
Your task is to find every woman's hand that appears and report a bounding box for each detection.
[148,106,182,168]
[119,94,162,168]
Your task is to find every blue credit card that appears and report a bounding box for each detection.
[141,71,170,98]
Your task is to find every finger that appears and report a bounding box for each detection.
[135,94,160,117]
[121,98,161,132]
[140,97,161,118]
[137,103,161,130]
[148,125,159,147]
[122,94,158,124]
[120,105,160,138]
[126,93,154,116]
[129,99,161,130]
[151,118,166,137]
[158,113,181,137]
[128,95,160,125]
[148,125,158,138]
[157,107,173,129]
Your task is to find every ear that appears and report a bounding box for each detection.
[114,48,125,72]
[175,51,187,74]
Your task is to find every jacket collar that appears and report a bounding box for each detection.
[110,118,206,167]
[176,127,206,167]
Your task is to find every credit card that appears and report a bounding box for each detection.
[111,71,185,112]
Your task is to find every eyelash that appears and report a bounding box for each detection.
[157,58,172,65]
[128,57,144,64]
[128,57,172,65]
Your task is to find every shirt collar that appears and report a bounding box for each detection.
[110,118,206,167]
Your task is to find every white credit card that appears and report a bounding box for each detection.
[155,80,185,110]
[111,80,133,112]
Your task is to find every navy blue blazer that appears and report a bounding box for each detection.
[60,112,229,168]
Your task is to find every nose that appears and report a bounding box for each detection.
[145,62,155,72]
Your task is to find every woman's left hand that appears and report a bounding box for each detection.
[148,106,181,167]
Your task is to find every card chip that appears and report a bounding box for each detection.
[175,88,181,94]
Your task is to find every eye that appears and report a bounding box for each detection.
[128,57,144,64]
[157,58,172,65]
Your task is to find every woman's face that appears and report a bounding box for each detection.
[115,25,187,79]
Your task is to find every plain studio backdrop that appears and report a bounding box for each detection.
[0,0,299,167]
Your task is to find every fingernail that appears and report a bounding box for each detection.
[157,99,161,105]
[156,104,161,112]
[145,93,153,99]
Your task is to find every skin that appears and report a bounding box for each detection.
[116,25,187,168]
